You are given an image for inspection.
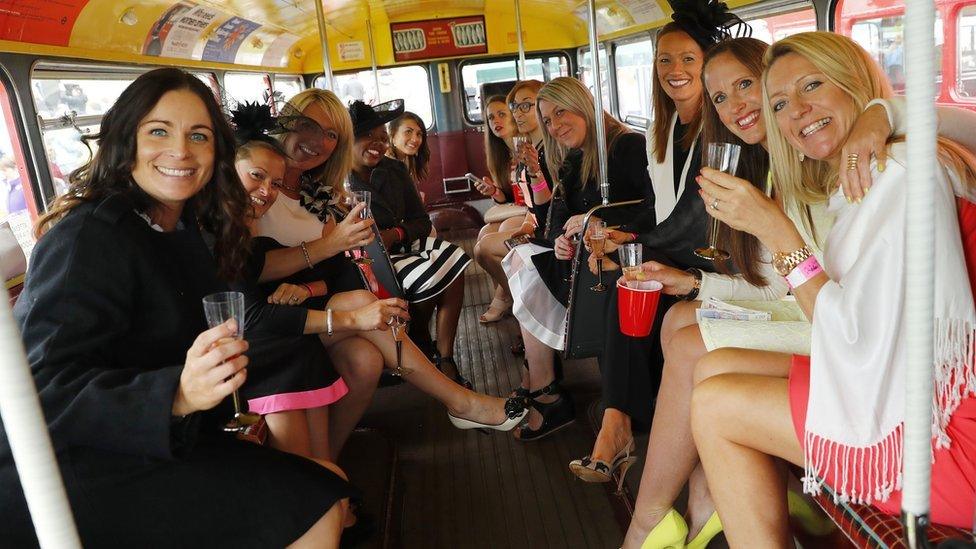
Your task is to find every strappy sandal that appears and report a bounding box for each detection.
[434,355,473,390]
[515,381,575,442]
[479,296,513,323]
[568,438,637,493]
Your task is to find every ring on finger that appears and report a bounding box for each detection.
[386,315,396,326]
[711,198,720,211]
[846,153,859,171]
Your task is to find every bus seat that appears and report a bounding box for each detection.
[359,223,406,300]
[810,484,973,548]
[562,199,644,360]
[428,202,483,232]
[806,198,976,547]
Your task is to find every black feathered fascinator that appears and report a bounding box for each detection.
[229,101,279,146]
[668,0,751,49]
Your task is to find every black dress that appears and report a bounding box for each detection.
[235,236,361,415]
[1,195,356,547]
[600,122,717,428]
[348,157,471,303]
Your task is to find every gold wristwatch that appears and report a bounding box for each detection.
[772,245,813,277]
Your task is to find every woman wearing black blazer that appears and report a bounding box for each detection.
[2,69,354,547]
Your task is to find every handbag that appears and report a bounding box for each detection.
[483,203,528,224]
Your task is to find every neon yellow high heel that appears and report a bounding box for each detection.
[685,511,722,549]
[787,490,835,536]
[640,509,688,549]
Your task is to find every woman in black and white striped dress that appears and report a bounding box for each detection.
[345,100,473,387]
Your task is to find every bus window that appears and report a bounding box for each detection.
[836,1,944,94]
[958,4,976,98]
[460,55,569,123]
[273,75,304,104]
[326,66,434,129]
[32,77,134,121]
[0,81,34,259]
[744,5,817,43]
[225,72,273,107]
[614,38,653,129]
[579,46,613,115]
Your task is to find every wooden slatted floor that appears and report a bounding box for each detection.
[349,230,629,548]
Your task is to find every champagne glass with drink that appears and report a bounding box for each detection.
[589,220,608,292]
[619,242,644,284]
[388,316,411,376]
[350,190,373,265]
[202,291,261,432]
[694,142,741,261]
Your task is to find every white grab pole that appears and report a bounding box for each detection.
[0,291,81,548]
[584,0,609,205]
[514,0,527,79]
[314,0,335,90]
[901,0,937,539]
[366,16,381,101]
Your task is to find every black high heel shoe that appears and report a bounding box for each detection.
[434,355,473,390]
[515,381,575,442]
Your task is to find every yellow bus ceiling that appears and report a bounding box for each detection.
[0,0,758,72]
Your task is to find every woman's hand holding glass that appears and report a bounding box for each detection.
[173,319,249,417]
[697,167,790,242]
[347,297,410,332]
[519,141,541,175]
[636,261,698,297]
[838,102,891,203]
[316,202,374,257]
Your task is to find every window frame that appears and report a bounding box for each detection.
[315,64,436,130]
[457,51,572,125]
[609,32,655,129]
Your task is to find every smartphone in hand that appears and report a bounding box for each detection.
[504,234,530,251]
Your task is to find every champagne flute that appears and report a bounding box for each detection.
[350,190,373,265]
[202,291,261,432]
[620,242,644,284]
[589,220,608,292]
[695,142,741,261]
[388,316,411,376]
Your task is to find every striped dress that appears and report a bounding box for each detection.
[349,157,470,302]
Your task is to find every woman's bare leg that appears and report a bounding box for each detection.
[265,410,314,457]
[513,326,557,437]
[478,221,501,242]
[475,229,517,298]
[319,335,384,460]
[434,275,465,363]
[326,290,512,425]
[691,351,802,549]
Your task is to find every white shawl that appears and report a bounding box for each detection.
[804,142,976,504]
[645,113,701,223]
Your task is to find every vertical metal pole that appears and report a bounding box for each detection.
[585,0,609,205]
[366,16,381,101]
[314,0,335,90]
[514,0,527,80]
[0,291,81,549]
[901,0,936,546]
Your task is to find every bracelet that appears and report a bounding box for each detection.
[394,226,406,243]
[299,241,314,270]
[530,178,548,193]
[680,268,702,301]
[299,282,314,297]
[785,255,823,289]
[326,308,334,337]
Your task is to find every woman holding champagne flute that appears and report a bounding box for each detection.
[3,68,354,547]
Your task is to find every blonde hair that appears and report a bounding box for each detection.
[762,32,892,212]
[285,89,353,208]
[536,77,630,189]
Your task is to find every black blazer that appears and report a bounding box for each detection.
[348,156,432,247]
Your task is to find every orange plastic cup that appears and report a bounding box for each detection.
[617,278,663,337]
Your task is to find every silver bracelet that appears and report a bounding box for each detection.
[299,241,314,270]
[326,308,334,337]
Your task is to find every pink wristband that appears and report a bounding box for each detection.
[785,255,823,289]
[530,177,548,193]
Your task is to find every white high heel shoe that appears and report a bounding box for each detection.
[448,397,529,432]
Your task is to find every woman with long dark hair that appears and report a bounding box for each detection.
[4,68,353,547]
[387,111,430,199]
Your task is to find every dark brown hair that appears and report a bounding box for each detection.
[701,37,770,286]
[387,111,430,182]
[652,23,704,163]
[36,68,250,280]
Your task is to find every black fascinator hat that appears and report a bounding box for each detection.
[348,99,405,137]
[229,102,278,146]
[667,0,751,49]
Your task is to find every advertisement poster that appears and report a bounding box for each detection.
[0,0,89,46]
[391,16,486,62]
[202,16,262,63]
[143,3,222,58]
[143,2,192,56]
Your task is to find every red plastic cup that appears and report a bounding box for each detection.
[617,278,663,337]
